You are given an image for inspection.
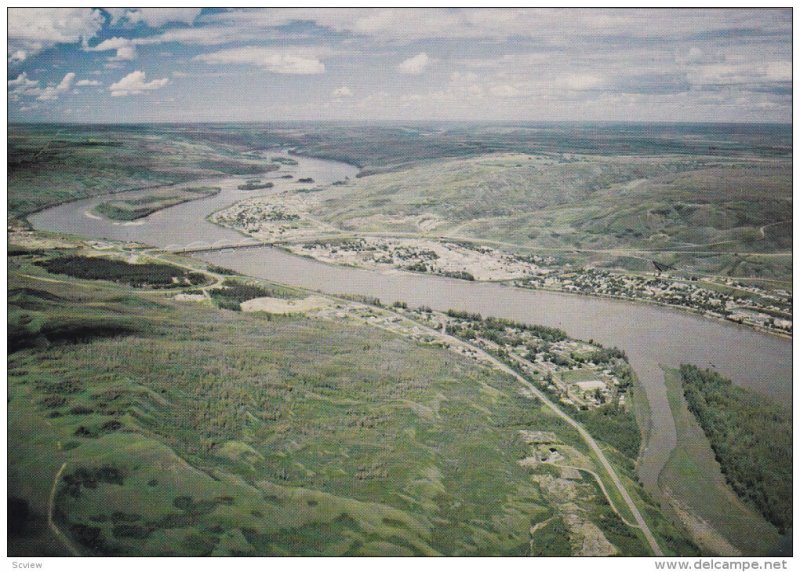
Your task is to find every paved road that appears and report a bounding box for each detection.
[495,351,664,556]
[431,338,663,555]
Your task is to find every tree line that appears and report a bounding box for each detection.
[680,364,791,533]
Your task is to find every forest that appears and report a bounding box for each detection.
[679,364,792,533]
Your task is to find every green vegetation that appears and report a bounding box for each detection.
[10,122,782,556]
[659,368,781,555]
[309,148,790,283]
[445,312,568,343]
[529,515,570,556]
[437,270,475,281]
[270,156,297,166]
[679,365,791,534]
[440,312,640,461]
[8,124,275,221]
[251,123,788,173]
[10,123,791,285]
[209,279,299,311]
[197,160,277,175]
[35,255,208,289]
[94,187,220,221]
[206,264,239,276]
[237,180,274,191]
[8,245,690,556]
[574,405,640,459]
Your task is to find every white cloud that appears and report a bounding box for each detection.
[86,37,138,61]
[104,8,129,25]
[9,72,77,102]
[203,8,790,44]
[76,79,102,87]
[130,17,329,47]
[332,86,353,98]
[686,62,788,87]
[109,70,170,96]
[398,52,430,75]
[142,26,254,46]
[89,37,130,51]
[447,72,485,98]
[7,8,791,123]
[37,72,76,101]
[111,8,202,28]
[8,50,27,64]
[112,45,137,61]
[764,61,791,82]
[8,72,42,101]
[489,84,520,98]
[8,8,104,60]
[8,72,39,89]
[195,47,326,74]
[684,47,705,64]
[553,74,604,91]
[56,73,75,90]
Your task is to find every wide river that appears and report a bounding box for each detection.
[30,152,792,497]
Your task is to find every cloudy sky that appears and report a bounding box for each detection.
[7,8,792,123]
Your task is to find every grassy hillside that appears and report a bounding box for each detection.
[186,122,789,172]
[309,152,791,281]
[8,241,692,556]
[8,125,273,220]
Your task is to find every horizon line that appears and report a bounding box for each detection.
[8,119,793,127]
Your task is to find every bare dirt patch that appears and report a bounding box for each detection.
[240,295,331,314]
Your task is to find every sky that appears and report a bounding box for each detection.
[6,7,793,123]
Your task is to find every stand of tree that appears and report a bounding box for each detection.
[36,256,207,288]
[679,364,791,533]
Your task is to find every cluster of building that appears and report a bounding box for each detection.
[514,268,792,336]
[409,308,632,411]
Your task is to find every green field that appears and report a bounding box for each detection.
[8,242,691,556]
[94,187,220,221]
[658,368,782,555]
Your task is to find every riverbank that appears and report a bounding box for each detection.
[658,368,785,555]
[206,194,790,339]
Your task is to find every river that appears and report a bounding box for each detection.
[29,151,792,499]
